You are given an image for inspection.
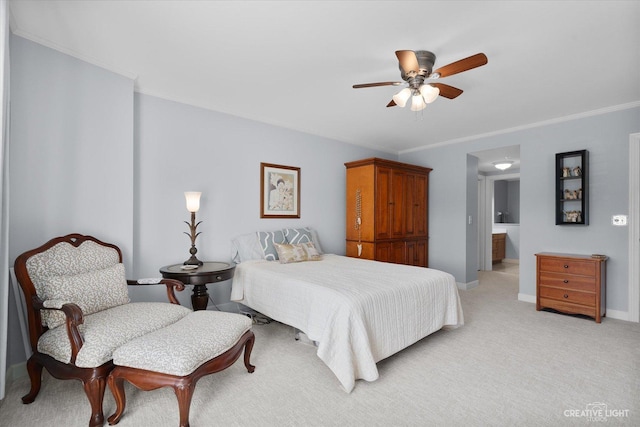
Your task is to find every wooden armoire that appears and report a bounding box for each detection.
[345,157,432,267]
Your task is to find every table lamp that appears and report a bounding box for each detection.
[183,191,203,266]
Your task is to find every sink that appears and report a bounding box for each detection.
[492,228,507,234]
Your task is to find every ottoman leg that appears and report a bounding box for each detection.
[173,380,197,427]
[107,371,127,425]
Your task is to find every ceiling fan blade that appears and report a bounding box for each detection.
[433,53,488,78]
[386,100,397,107]
[431,83,463,99]
[395,50,420,74]
[353,81,403,89]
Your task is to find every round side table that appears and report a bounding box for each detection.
[159,261,235,311]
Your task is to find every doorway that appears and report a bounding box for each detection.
[470,145,521,273]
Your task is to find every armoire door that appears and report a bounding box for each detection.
[375,167,392,239]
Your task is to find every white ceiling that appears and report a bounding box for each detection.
[8,1,640,158]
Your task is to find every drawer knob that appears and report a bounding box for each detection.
[216,276,222,280]
[563,265,569,268]
[563,294,569,299]
[563,280,569,283]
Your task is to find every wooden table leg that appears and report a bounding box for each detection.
[191,284,209,311]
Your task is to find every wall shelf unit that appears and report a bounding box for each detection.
[556,150,588,225]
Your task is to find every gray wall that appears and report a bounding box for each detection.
[501,224,520,260]
[132,93,391,306]
[9,35,134,262]
[400,106,640,312]
[6,36,389,366]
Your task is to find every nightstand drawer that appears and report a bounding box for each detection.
[538,272,596,292]
[538,286,595,307]
[539,258,596,276]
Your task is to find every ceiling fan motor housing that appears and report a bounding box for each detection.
[400,50,436,80]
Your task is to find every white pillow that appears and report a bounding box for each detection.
[230,233,264,263]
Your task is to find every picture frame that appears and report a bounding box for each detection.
[260,162,300,218]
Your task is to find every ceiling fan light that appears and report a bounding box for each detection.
[392,88,412,108]
[493,161,514,171]
[420,84,440,104]
[410,94,426,111]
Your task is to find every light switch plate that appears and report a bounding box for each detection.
[612,215,628,226]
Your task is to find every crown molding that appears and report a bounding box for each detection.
[10,27,138,81]
[401,101,640,155]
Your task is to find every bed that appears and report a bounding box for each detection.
[229,228,464,392]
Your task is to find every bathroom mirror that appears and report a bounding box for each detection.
[494,179,519,224]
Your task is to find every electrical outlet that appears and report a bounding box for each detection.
[612,215,628,226]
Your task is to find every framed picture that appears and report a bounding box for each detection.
[260,162,300,218]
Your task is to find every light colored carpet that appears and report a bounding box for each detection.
[1,267,639,426]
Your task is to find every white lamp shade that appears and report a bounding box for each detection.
[392,88,412,108]
[184,192,202,212]
[420,84,440,104]
[410,94,426,111]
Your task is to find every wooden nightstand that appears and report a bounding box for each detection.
[160,262,235,311]
[535,252,607,323]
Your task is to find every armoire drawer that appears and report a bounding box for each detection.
[538,272,596,292]
[538,258,596,276]
[538,286,595,307]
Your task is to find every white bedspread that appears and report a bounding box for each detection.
[230,254,463,392]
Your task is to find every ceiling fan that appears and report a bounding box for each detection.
[353,50,488,111]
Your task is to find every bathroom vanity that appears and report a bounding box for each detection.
[492,232,506,263]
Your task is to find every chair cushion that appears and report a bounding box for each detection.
[26,240,120,284]
[38,302,192,368]
[26,240,122,326]
[40,263,130,329]
[113,311,252,376]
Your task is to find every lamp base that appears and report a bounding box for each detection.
[183,255,203,266]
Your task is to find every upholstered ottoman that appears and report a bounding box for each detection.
[107,310,255,427]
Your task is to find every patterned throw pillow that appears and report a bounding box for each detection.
[257,230,287,261]
[274,242,322,264]
[41,263,130,329]
[300,242,322,261]
[282,227,313,245]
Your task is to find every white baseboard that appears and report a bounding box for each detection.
[502,258,519,264]
[605,309,629,321]
[457,280,479,290]
[518,293,536,303]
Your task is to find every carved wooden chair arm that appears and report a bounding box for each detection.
[126,278,185,305]
[33,297,85,364]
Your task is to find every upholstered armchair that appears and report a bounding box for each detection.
[13,234,193,427]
